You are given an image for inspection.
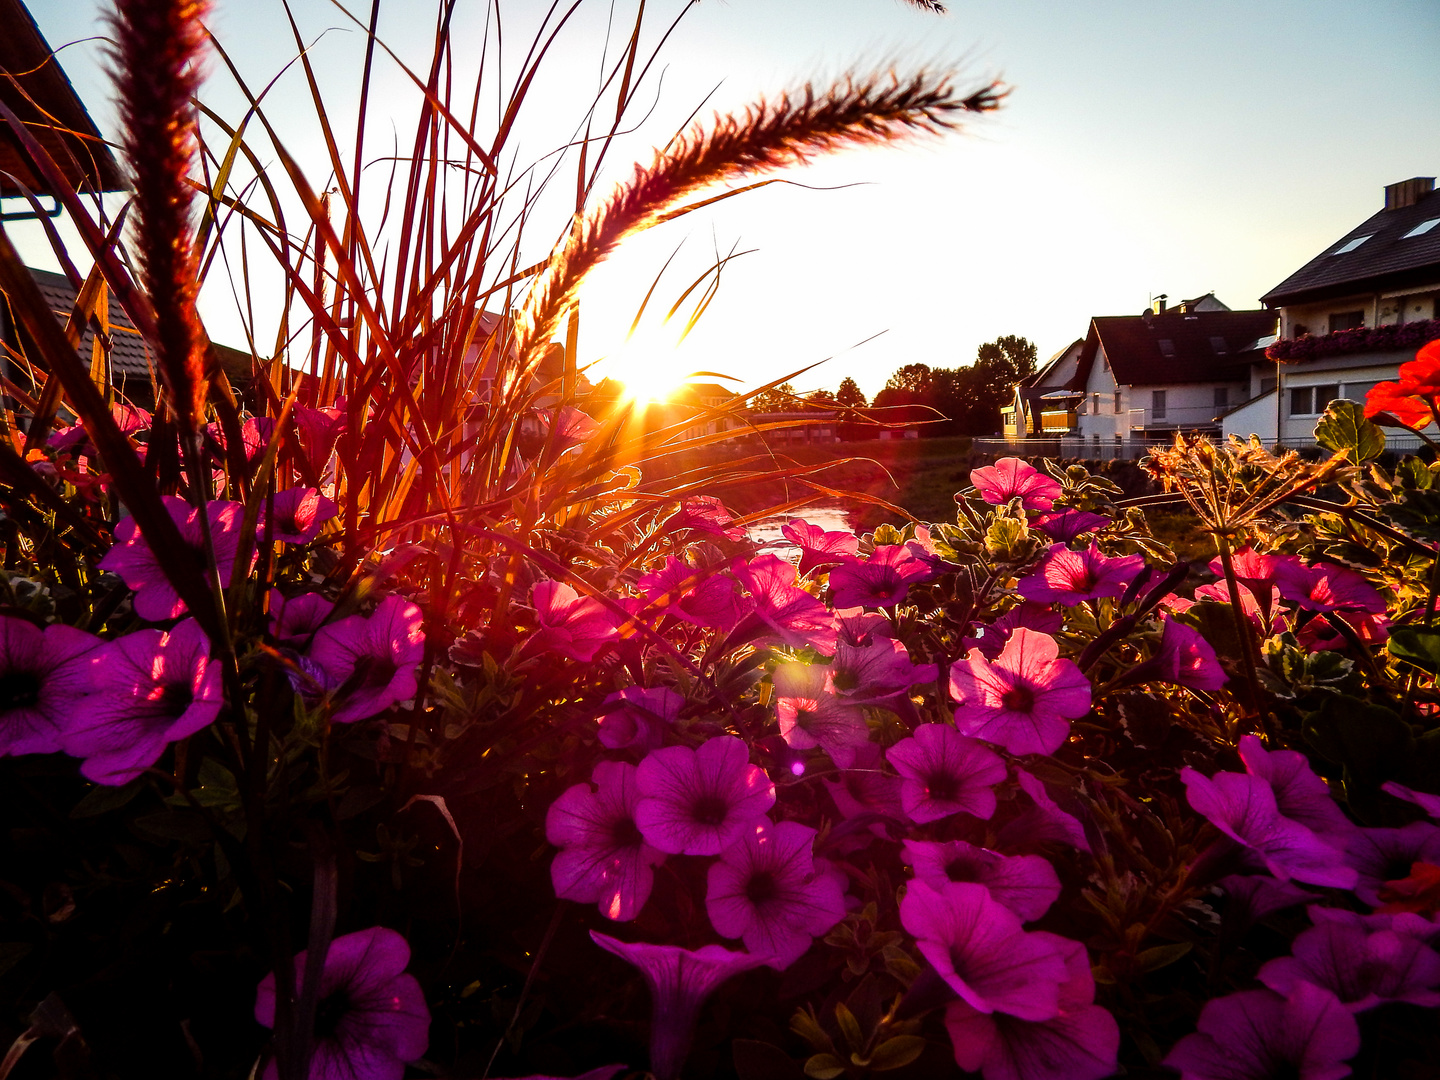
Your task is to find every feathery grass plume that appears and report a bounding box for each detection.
[514,70,1003,387]
[108,0,210,435]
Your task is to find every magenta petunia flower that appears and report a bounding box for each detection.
[969,458,1062,511]
[1002,770,1092,853]
[524,579,619,662]
[1272,560,1387,615]
[99,495,254,621]
[1163,983,1360,1080]
[1181,768,1356,889]
[950,628,1091,756]
[1295,609,1390,653]
[255,926,429,1080]
[538,406,599,449]
[597,686,684,753]
[1015,544,1145,607]
[634,736,776,855]
[944,932,1119,1080]
[821,742,907,833]
[660,496,745,541]
[828,544,933,610]
[547,760,666,921]
[1194,578,1286,634]
[307,595,425,724]
[637,557,744,630]
[1258,911,1440,1012]
[729,554,837,654]
[1237,735,1357,840]
[771,662,870,768]
[268,589,336,649]
[1216,874,1320,937]
[900,880,1068,1021]
[1383,781,1440,820]
[294,403,346,474]
[829,634,937,707]
[590,931,767,1080]
[0,616,103,758]
[261,487,338,544]
[705,819,846,969]
[63,619,221,785]
[1031,509,1111,542]
[964,602,1065,660]
[885,723,1006,824]
[1341,822,1440,907]
[903,839,1061,922]
[1158,616,1227,691]
[780,519,858,577]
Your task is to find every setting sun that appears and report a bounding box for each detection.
[597,319,696,404]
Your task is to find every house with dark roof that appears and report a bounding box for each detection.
[1222,176,1440,446]
[1004,293,1277,453]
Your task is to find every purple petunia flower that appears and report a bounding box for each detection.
[1341,822,1440,907]
[829,545,933,610]
[524,579,620,662]
[255,926,429,1080]
[780,519,858,577]
[1215,875,1320,937]
[261,487,338,544]
[821,742,907,835]
[945,932,1119,1080]
[729,554,838,654]
[1163,983,1360,1080]
[307,595,425,724]
[771,662,870,768]
[904,839,1061,922]
[634,737,775,855]
[1258,909,1440,1012]
[590,931,767,1080]
[637,557,744,630]
[1158,616,1227,691]
[0,616,103,758]
[965,602,1065,660]
[661,496,745,541]
[969,458,1062,511]
[1015,544,1145,608]
[886,723,1006,824]
[1181,768,1356,888]
[99,495,254,621]
[63,619,221,785]
[705,819,846,969]
[268,589,336,649]
[1237,735,1357,840]
[547,760,666,921]
[1031,509,1111,542]
[1271,560,1387,615]
[900,880,1068,1021]
[597,686,684,753]
[828,633,936,706]
[1383,781,1440,820]
[950,628,1091,756]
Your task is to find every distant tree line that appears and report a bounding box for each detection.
[871,335,1037,436]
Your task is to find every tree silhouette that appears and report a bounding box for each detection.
[836,377,867,408]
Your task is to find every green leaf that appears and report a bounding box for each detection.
[1388,626,1440,675]
[833,1003,863,1053]
[1303,695,1413,788]
[1136,941,1193,973]
[868,1036,927,1071]
[803,1054,846,1080]
[1314,398,1385,461]
[69,777,145,818]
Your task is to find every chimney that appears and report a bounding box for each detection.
[1151,294,1168,316]
[1385,177,1435,211]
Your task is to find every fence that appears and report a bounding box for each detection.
[974,432,1428,460]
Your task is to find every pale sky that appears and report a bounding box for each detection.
[13,0,1440,400]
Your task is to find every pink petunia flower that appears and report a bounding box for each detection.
[829,634,937,707]
[705,819,847,969]
[828,545,934,610]
[307,595,426,723]
[944,932,1119,1080]
[634,737,776,855]
[661,496,745,541]
[969,458,1062,511]
[1341,822,1440,907]
[900,880,1069,1021]
[780,518,858,577]
[1237,735,1357,840]
[1163,983,1360,1080]
[547,760,666,921]
[1158,616,1227,691]
[260,487,338,544]
[1015,544,1145,607]
[1258,911,1440,1012]
[1001,770,1092,853]
[1272,560,1387,615]
[950,628,1091,756]
[1383,781,1440,820]
[1181,768,1356,889]
[254,926,429,1080]
[538,406,599,449]
[590,931,767,1080]
[525,579,620,662]
[964,602,1064,660]
[885,723,1006,824]
[99,495,254,621]
[771,661,870,768]
[903,838,1061,922]
[728,554,838,654]
[268,589,336,649]
[1031,509,1111,542]
[596,686,684,753]
[294,403,346,475]
[0,616,103,758]
[63,619,221,785]
[637,557,745,630]
[821,742,907,835]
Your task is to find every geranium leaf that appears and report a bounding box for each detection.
[1314,398,1385,462]
[1389,626,1440,674]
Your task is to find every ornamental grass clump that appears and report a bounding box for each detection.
[4,0,1440,1077]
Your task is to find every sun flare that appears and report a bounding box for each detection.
[597,321,695,404]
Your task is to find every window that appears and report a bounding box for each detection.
[1328,311,1365,333]
[1403,218,1440,238]
[1332,235,1372,254]
[1152,390,1167,420]
[1343,380,1380,403]
[1290,384,1339,416]
[1157,339,1176,357]
[1093,393,1101,413]
[1214,387,1229,408]
[1209,336,1228,355]
[1113,391,1122,413]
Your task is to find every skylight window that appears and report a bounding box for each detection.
[1403,218,1440,238]
[1332,235,1372,254]
[1157,339,1176,357]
